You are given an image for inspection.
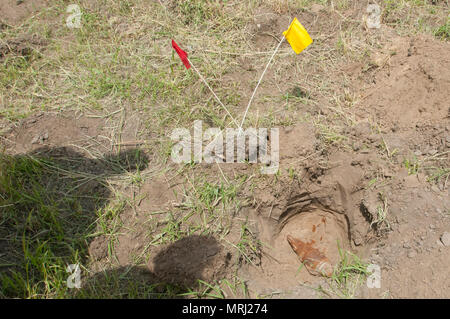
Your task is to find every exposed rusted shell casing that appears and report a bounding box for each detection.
[287,235,333,277]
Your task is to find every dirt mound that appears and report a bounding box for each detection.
[359,35,450,130]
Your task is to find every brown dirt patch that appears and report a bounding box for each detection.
[0,0,47,26]
[2,112,106,155]
[356,35,450,130]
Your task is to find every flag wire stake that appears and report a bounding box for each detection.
[186,58,261,165]
[187,57,241,130]
[239,36,285,132]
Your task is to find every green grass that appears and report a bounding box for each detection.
[0,149,149,298]
[0,154,90,297]
[320,245,370,299]
[426,167,450,186]
[177,275,249,299]
[403,157,420,175]
[147,177,242,250]
[434,20,450,40]
[382,0,449,35]
[234,219,262,266]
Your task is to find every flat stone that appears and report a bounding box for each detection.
[440,232,450,246]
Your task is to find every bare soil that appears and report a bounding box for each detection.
[0,0,47,26]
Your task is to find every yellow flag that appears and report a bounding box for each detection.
[283,18,313,54]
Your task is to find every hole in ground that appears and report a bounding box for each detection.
[273,207,350,276]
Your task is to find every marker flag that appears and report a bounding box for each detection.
[171,39,191,69]
[283,18,313,54]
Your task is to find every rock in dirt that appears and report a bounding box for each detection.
[440,232,450,247]
[364,4,381,29]
[31,134,40,144]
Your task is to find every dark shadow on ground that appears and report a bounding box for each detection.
[74,235,230,299]
[0,146,148,298]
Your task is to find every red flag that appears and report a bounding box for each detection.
[172,39,191,69]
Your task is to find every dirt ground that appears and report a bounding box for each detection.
[0,0,449,299]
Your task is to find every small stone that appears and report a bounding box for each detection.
[414,150,422,156]
[43,132,49,140]
[440,232,450,246]
[403,242,411,249]
[31,135,40,144]
[365,4,381,29]
[407,250,417,258]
